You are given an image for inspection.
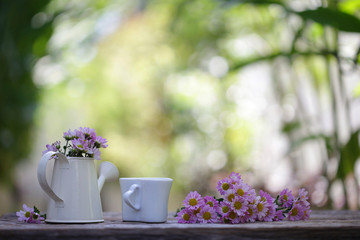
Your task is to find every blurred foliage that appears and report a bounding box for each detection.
[168,0,360,208]
[1,0,360,210]
[54,0,360,208]
[0,0,54,186]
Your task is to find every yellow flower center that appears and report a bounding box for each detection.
[222,206,229,213]
[206,201,214,207]
[257,203,263,212]
[291,208,298,216]
[193,208,201,215]
[234,201,242,210]
[203,212,211,220]
[183,213,190,221]
[261,197,266,202]
[189,198,197,206]
[237,188,245,196]
[283,194,288,201]
[222,183,230,191]
[227,193,235,202]
[25,211,31,218]
[248,208,253,216]
[229,211,236,219]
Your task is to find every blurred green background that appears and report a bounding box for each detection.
[1,0,360,215]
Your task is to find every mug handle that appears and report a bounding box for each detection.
[124,184,141,211]
[37,151,69,208]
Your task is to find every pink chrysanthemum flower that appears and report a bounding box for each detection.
[231,196,248,216]
[298,188,308,200]
[273,210,284,221]
[87,146,101,160]
[203,196,219,209]
[303,208,311,220]
[197,205,217,223]
[224,189,236,203]
[245,204,257,223]
[176,209,197,224]
[228,172,242,184]
[256,190,276,222]
[183,191,204,210]
[192,207,202,217]
[233,182,250,198]
[293,198,311,220]
[298,188,310,207]
[255,196,269,220]
[42,141,61,155]
[217,178,233,195]
[30,212,44,224]
[218,201,231,218]
[261,203,276,222]
[259,190,273,204]
[78,127,96,139]
[95,135,108,148]
[63,129,77,140]
[288,203,305,221]
[74,128,85,139]
[72,138,89,151]
[279,188,294,208]
[16,204,44,224]
[245,188,257,204]
[225,210,241,224]
[16,204,33,223]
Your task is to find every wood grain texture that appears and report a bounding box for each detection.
[0,211,359,240]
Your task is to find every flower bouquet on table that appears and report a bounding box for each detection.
[43,127,108,160]
[176,172,311,224]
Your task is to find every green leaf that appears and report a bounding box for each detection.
[33,206,40,214]
[174,207,185,217]
[282,205,293,214]
[274,195,280,205]
[296,7,360,33]
[337,130,360,179]
[216,197,224,203]
[289,134,333,153]
[282,121,301,134]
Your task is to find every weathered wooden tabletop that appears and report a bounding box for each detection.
[0,210,359,240]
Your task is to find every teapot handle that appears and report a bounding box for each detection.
[37,151,69,208]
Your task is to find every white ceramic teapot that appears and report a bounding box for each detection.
[37,151,119,223]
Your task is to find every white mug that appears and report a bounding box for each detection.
[119,178,173,223]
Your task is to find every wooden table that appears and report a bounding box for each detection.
[1,211,359,239]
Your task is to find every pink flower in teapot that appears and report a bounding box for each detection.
[42,127,108,160]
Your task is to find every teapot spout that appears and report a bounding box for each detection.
[98,162,119,192]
